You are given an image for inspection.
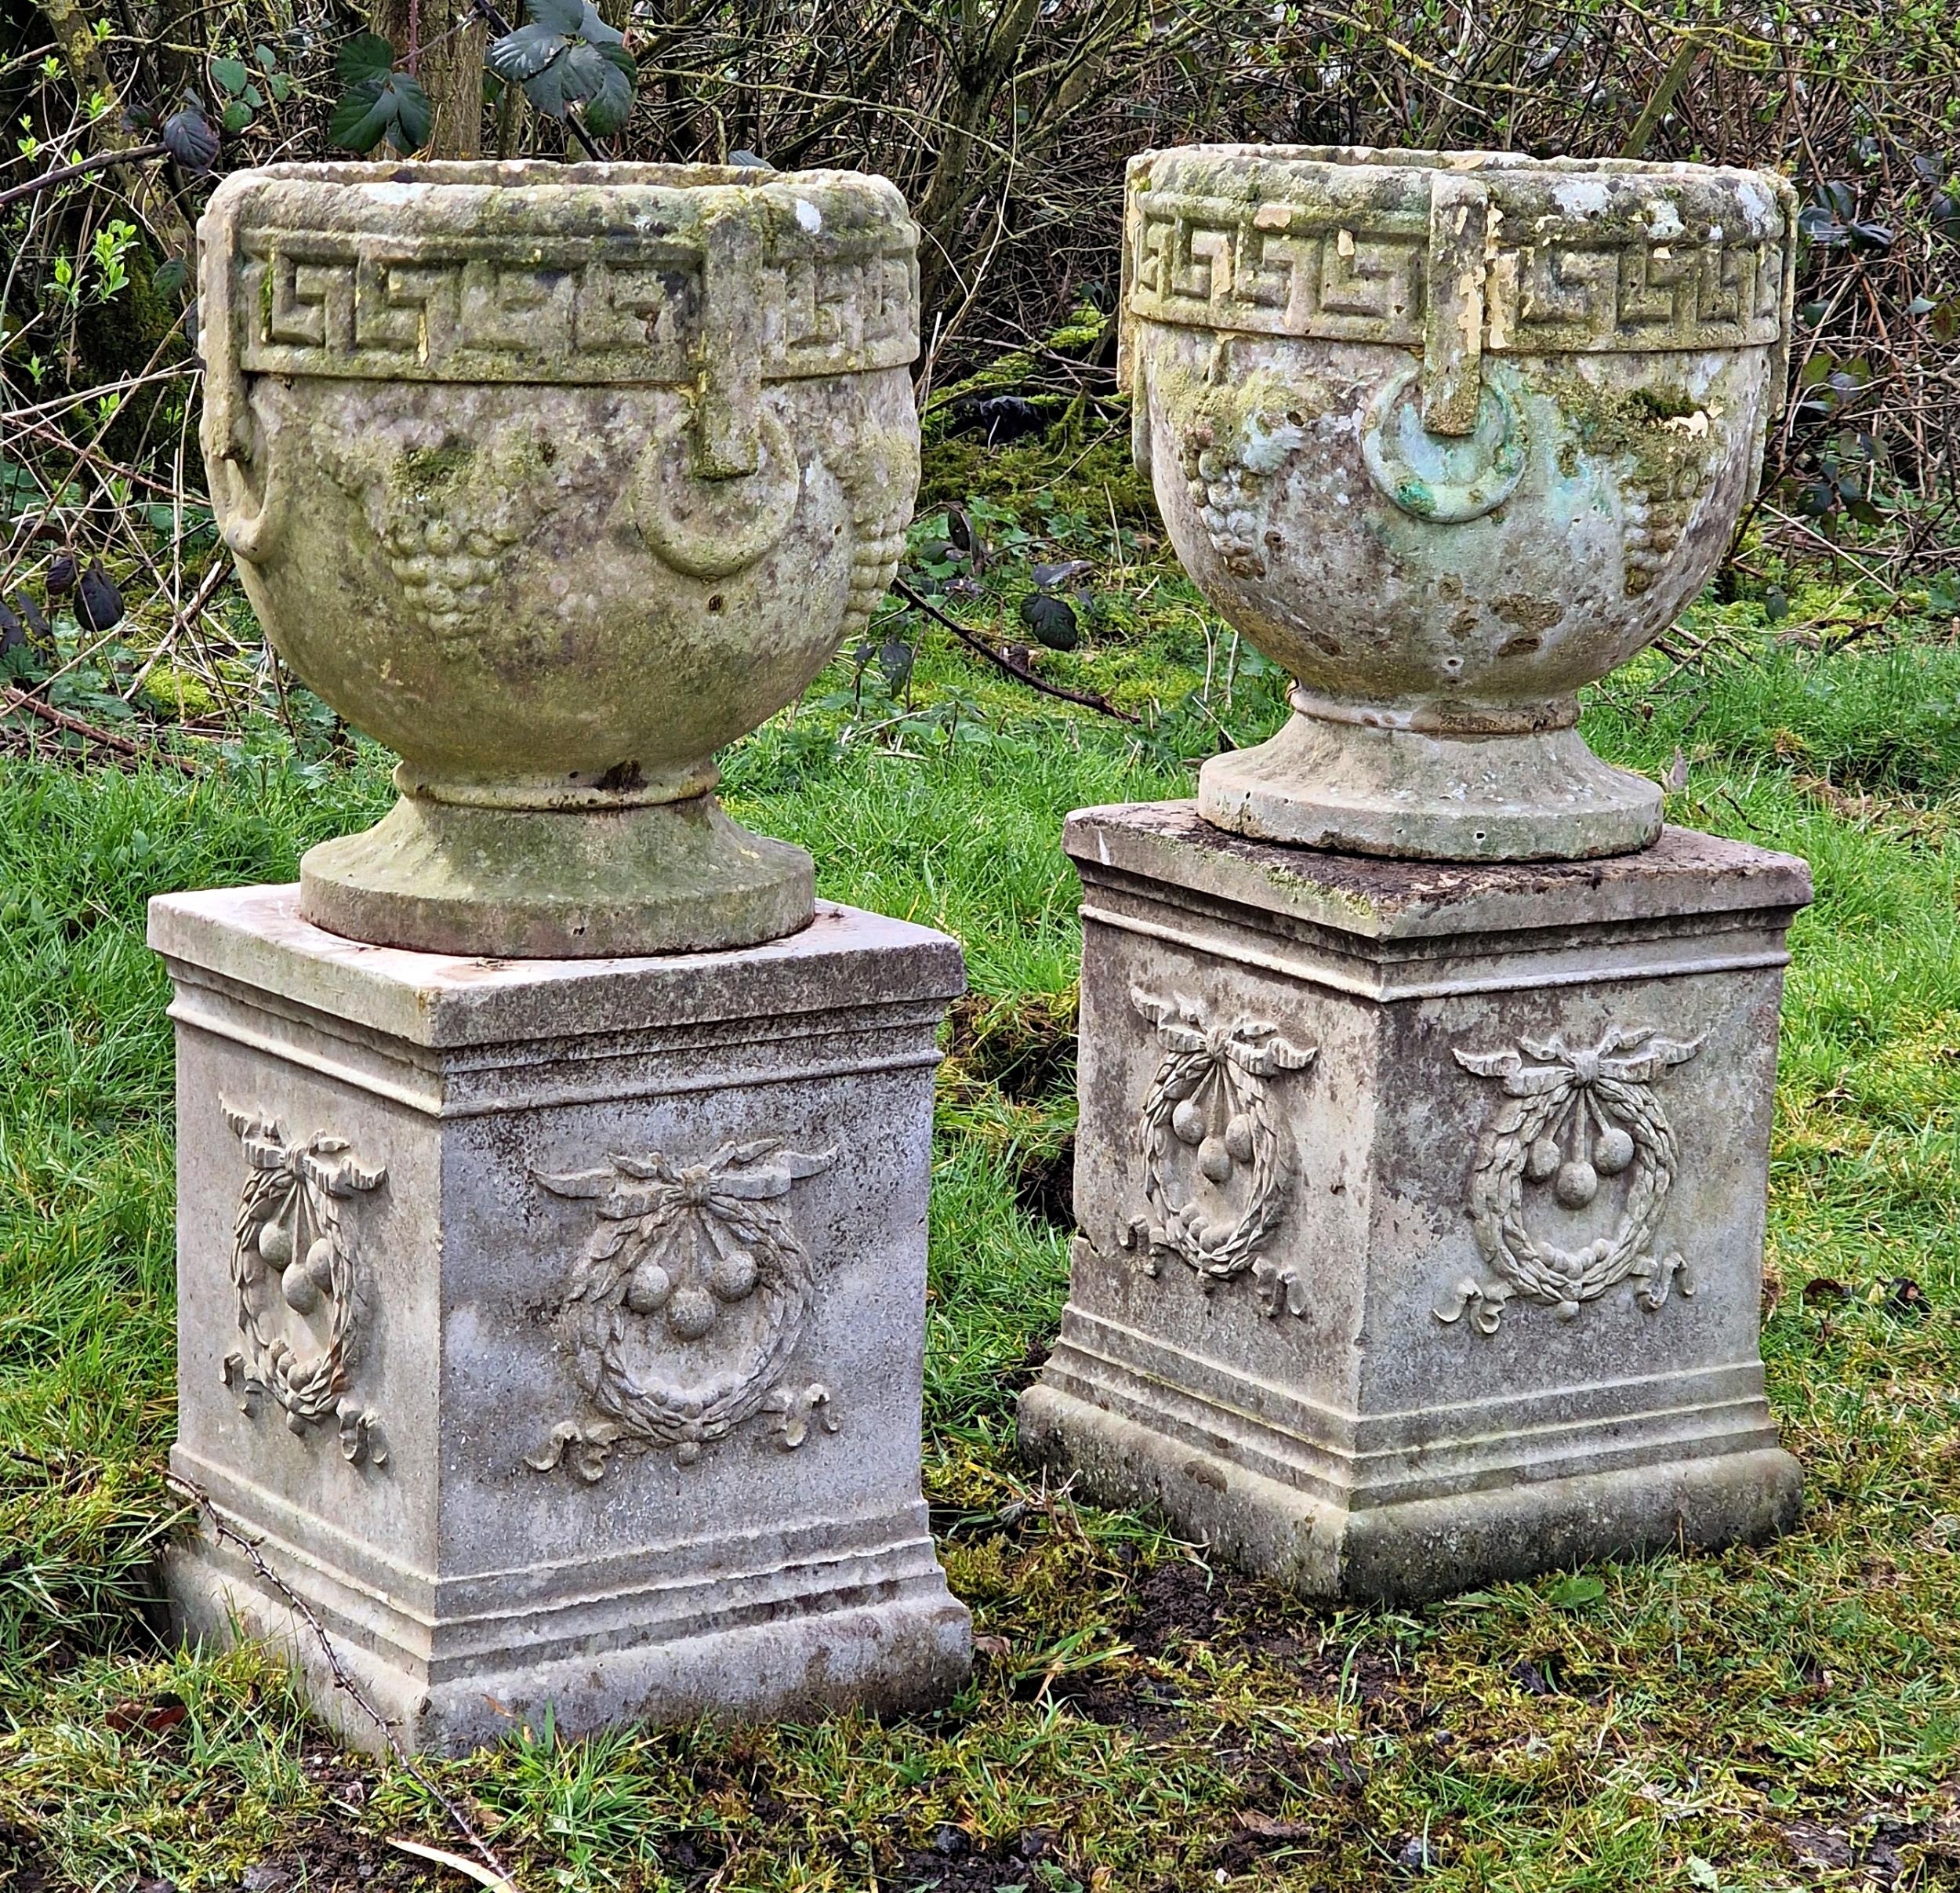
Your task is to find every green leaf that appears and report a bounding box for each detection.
[329,78,391,151]
[488,0,633,127]
[329,69,431,154]
[387,72,433,151]
[1547,1572,1606,1610]
[211,56,249,95]
[490,20,572,84]
[562,41,634,133]
[1020,591,1080,652]
[336,31,397,87]
[160,103,219,170]
[220,97,253,133]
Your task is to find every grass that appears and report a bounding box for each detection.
[4,428,1960,1891]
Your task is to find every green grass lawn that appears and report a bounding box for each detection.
[5,431,1960,1891]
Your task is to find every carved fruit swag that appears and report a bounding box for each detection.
[1120,986,1318,1317]
[219,1100,389,1466]
[1438,1026,1705,1333]
[528,1139,838,1478]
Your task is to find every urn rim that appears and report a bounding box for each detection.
[1125,141,1792,198]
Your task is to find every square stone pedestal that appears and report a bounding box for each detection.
[1020,805,1809,1601]
[151,888,971,1754]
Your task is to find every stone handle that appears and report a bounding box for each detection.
[630,409,801,580]
[691,204,764,480]
[1421,173,1489,438]
[626,200,804,578]
[211,449,289,565]
[198,184,292,565]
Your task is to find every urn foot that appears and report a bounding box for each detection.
[1198,707,1662,862]
[299,791,813,957]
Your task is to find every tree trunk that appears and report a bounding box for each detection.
[369,0,488,159]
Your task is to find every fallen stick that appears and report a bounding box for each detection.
[2,685,201,773]
[893,577,1139,724]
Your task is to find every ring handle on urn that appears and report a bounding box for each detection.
[628,201,803,579]
[630,407,802,580]
[1359,170,1527,524]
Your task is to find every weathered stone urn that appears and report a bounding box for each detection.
[1122,145,1796,859]
[166,159,970,1753]
[200,160,920,954]
[1022,144,1809,1604]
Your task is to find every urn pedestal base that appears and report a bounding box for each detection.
[1196,704,1664,863]
[151,886,970,1754]
[299,783,814,959]
[1019,804,1809,1601]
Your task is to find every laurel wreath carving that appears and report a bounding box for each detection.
[528,1139,837,1479]
[219,1100,388,1466]
[1120,987,1316,1299]
[1437,1027,1705,1334]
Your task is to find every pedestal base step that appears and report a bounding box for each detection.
[1019,1383,1801,1603]
[167,1512,971,1757]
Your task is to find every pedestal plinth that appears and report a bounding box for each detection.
[1020,805,1809,1601]
[151,888,971,1754]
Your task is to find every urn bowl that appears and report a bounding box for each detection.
[200,161,921,954]
[1123,144,1796,859]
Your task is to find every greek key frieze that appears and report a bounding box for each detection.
[234,232,916,386]
[1129,194,1784,354]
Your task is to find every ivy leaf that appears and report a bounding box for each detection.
[161,102,220,171]
[75,562,125,634]
[330,68,434,154]
[221,98,253,133]
[211,56,249,96]
[1019,591,1080,652]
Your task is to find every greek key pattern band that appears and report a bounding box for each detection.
[234,231,917,385]
[1129,193,1785,354]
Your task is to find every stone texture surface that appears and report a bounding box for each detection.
[1019,803,1809,1600]
[198,161,920,954]
[1119,145,1797,859]
[152,885,970,1753]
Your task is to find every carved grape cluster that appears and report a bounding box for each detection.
[379,511,522,649]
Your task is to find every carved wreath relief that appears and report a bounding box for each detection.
[1436,1027,1704,1335]
[527,1139,839,1481]
[1121,987,1318,1317]
[218,1100,388,1466]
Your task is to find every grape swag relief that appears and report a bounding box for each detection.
[1437,1027,1705,1335]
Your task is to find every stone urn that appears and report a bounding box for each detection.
[1122,145,1795,859]
[199,160,920,954]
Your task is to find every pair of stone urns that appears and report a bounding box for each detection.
[157,147,1809,1753]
